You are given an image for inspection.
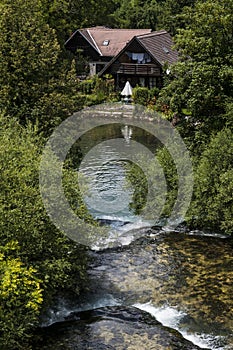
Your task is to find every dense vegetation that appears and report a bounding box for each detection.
[0,0,232,348]
[127,0,233,234]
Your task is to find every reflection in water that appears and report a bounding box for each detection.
[121,125,133,144]
[79,141,135,219]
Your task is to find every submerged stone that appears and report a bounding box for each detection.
[35,306,204,349]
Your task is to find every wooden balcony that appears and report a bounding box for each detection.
[111,63,161,76]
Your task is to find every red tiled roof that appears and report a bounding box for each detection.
[80,27,152,56]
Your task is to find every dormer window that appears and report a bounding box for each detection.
[103,39,110,46]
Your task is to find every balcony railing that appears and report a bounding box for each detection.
[111,63,161,76]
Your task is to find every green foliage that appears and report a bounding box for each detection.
[156,147,178,217]
[0,242,43,350]
[78,75,118,105]
[0,0,85,134]
[225,99,233,127]
[112,0,198,33]
[158,0,233,126]
[157,1,233,234]
[132,86,159,109]
[188,127,233,233]
[41,0,120,45]
[127,125,233,233]
[0,1,232,348]
[132,86,151,106]
[79,79,97,95]
[126,147,178,221]
[126,163,148,215]
[113,0,156,29]
[0,115,90,347]
[156,0,198,35]
[0,0,58,118]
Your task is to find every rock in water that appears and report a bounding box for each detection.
[35,306,205,349]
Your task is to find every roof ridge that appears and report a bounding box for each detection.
[136,29,168,39]
[84,26,109,30]
[83,27,151,32]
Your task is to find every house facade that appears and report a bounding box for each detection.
[99,30,179,90]
[65,27,178,89]
[65,26,151,76]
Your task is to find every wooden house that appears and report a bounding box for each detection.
[99,30,179,89]
[65,27,178,89]
[65,26,151,76]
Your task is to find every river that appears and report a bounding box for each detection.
[35,121,233,350]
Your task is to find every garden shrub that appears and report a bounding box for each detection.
[132,86,150,106]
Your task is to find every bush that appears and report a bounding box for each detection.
[132,86,150,106]
[0,115,90,348]
[0,242,43,350]
[78,76,118,105]
[79,79,96,94]
[188,127,233,233]
[150,86,160,98]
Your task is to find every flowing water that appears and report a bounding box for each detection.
[36,122,233,350]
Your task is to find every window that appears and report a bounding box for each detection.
[163,46,169,54]
[139,77,145,87]
[103,40,110,46]
[149,77,157,88]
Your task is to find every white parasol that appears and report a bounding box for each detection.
[121,81,133,96]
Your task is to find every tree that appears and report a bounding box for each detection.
[0,0,84,133]
[0,115,90,348]
[41,0,120,44]
[0,0,57,119]
[156,0,198,35]
[158,0,233,128]
[188,127,233,234]
[111,0,198,32]
[112,0,161,30]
